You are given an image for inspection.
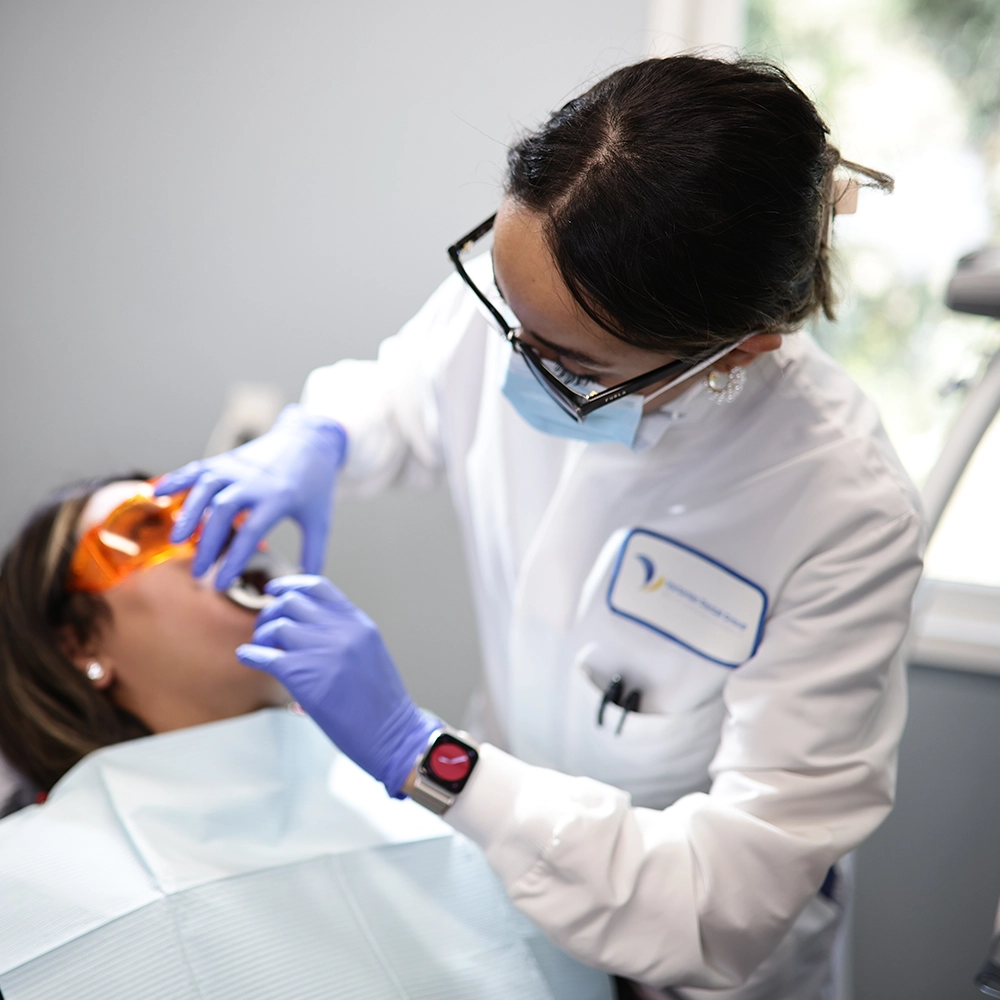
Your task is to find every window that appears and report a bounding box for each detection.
[924,404,1000,586]
[746,0,1000,487]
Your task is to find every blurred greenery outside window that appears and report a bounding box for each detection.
[746,0,1000,585]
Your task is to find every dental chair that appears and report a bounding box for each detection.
[0,757,34,819]
[943,247,1000,998]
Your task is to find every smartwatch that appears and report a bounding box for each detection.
[408,728,480,815]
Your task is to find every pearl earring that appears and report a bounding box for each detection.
[86,661,106,682]
[705,365,746,404]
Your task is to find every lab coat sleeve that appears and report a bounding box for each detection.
[300,273,480,496]
[445,509,923,989]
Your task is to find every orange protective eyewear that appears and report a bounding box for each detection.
[66,484,196,594]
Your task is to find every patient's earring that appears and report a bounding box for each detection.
[86,661,106,682]
[705,365,746,404]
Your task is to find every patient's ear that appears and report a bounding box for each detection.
[59,624,115,691]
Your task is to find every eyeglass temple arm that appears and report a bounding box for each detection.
[447,214,498,263]
[572,336,750,418]
[447,214,516,339]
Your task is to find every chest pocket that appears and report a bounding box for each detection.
[558,529,769,808]
[562,642,728,808]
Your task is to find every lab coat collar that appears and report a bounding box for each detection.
[633,347,778,452]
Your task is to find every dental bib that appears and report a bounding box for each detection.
[0,710,612,1000]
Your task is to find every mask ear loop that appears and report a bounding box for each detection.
[640,334,755,407]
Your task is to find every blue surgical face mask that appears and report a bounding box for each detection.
[500,347,647,447]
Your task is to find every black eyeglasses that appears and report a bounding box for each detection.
[448,213,703,422]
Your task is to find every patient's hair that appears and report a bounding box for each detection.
[0,477,151,792]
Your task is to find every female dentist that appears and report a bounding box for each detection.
[157,57,923,998]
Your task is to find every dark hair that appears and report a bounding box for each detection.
[506,55,893,359]
[0,477,151,792]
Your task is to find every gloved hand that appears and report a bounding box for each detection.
[236,575,439,798]
[155,405,347,590]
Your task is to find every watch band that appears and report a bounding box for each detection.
[408,727,480,816]
[409,770,456,815]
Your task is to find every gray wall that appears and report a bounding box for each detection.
[853,662,1000,998]
[0,0,649,721]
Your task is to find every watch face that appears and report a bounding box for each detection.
[423,735,478,793]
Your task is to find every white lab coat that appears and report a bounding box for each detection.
[301,261,924,996]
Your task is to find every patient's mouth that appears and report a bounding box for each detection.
[223,550,291,611]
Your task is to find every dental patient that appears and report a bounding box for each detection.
[0,477,610,1000]
[0,477,286,804]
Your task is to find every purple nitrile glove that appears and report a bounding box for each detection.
[154,405,347,590]
[236,575,439,798]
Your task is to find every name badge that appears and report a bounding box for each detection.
[607,529,767,667]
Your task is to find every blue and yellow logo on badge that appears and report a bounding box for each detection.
[637,554,665,592]
[606,529,768,667]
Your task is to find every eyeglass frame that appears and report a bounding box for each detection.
[447,213,735,422]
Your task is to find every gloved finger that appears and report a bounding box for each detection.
[214,502,284,591]
[298,506,331,576]
[251,615,315,651]
[235,643,285,673]
[170,473,233,544]
[255,590,334,629]
[191,483,252,578]
[264,574,348,607]
[153,461,206,497]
